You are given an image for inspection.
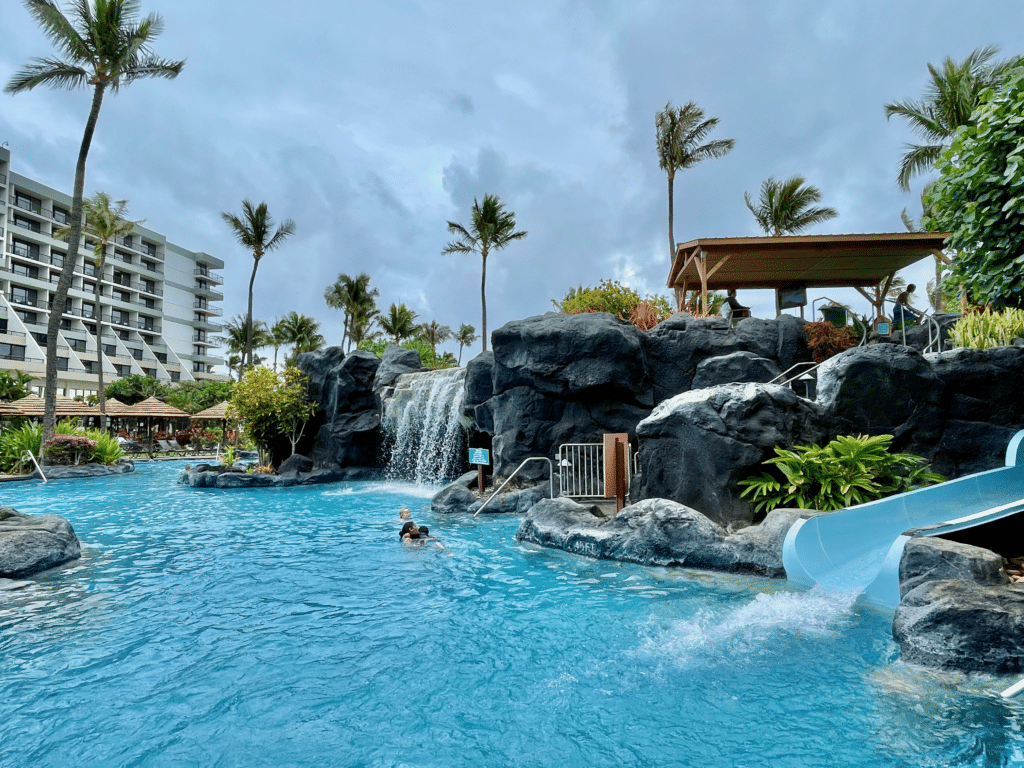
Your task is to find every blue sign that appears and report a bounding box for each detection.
[468,448,490,466]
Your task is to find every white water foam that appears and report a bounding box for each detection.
[637,585,858,668]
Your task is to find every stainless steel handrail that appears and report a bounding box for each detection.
[24,450,47,483]
[473,457,553,517]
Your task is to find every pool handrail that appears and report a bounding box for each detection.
[24,450,47,483]
[474,457,554,517]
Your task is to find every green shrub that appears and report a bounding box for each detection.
[53,419,123,465]
[949,308,1024,350]
[738,434,945,514]
[554,279,675,322]
[357,338,455,369]
[0,422,43,473]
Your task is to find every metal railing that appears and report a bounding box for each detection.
[474,457,554,517]
[24,450,47,483]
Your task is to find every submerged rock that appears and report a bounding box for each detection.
[515,496,801,576]
[0,507,81,578]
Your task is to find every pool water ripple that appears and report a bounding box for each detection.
[3,461,1024,766]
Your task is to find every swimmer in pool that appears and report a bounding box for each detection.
[399,507,411,520]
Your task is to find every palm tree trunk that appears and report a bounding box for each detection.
[42,83,106,460]
[480,251,488,353]
[94,263,106,431]
[667,171,675,260]
[246,257,259,368]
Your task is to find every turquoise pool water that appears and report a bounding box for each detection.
[2,461,1023,767]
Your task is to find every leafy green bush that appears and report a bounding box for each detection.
[949,308,1024,350]
[104,374,170,405]
[53,419,123,465]
[0,422,42,473]
[738,434,945,514]
[554,280,674,323]
[357,338,455,369]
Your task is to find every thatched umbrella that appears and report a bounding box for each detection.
[190,400,232,447]
[0,393,99,419]
[128,397,191,448]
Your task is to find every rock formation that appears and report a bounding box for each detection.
[0,507,81,578]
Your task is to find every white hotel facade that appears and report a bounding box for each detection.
[0,146,226,397]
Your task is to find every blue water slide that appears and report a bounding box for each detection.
[782,430,1024,611]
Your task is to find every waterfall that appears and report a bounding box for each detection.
[382,367,467,485]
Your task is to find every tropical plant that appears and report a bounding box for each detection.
[163,379,233,414]
[804,321,859,363]
[5,0,184,453]
[677,290,726,318]
[454,324,477,365]
[923,66,1024,309]
[948,308,1024,350]
[219,444,236,467]
[418,320,452,352]
[379,303,419,343]
[221,315,270,379]
[0,370,34,402]
[738,434,945,514]
[655,101,734,267]
[275,311,325,365]
[221,200,296,367]
[324,272,379,352]
[57,191,139,429]
[0,422,43,473]
[269,317,288,372]
[357,338,455,370]
[885,46,1022,190]
[901,189,952,311]
[227,365,317,458]
[442,194,527,353]
[555,280,674,323]
[744,176,838,236]
[104,373,169,405]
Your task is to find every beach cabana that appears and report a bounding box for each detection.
[128,397,191,444]
[190,400,232,447]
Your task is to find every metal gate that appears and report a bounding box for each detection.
[558,442,632,498]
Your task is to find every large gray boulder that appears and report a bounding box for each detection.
[816,344,944,449]
[634,383,825,527]
[463,351,495,433]
[893,580,1024,673]
[515,497,801,576]
[297,348,384,468]
[0,507,81,578]
[373,345,424,397]
[691,351,781,390]
[899,537,1008,599]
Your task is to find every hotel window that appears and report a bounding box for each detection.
[116,290,131,303]
[32,332,47,346]
[170,371,180,382]
[16,310,38,325]
[10,287,38,307]
[0,343,26,361]
[116,329,130,341]
[11,239,39,260]
[111,310,129,325]
[81,301,95,318]
[102,343,117,356]
[12,263,39,279]
[13,191,41,213]
[53,207,69,225]
[0,317,7,333]
[13,214,40,233]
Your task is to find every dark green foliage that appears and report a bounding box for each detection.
[738,434,945,514]
[555,280,673,321]
[105,374,170,405]
[164,380,234,414]
[357,338,455,370]
[923,67,1024,309]
[0,370,34,402]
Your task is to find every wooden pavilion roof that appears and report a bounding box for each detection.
[0,393,99,417]
[667,232,950,292]
[128,397,190,419]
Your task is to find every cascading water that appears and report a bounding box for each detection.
[382,367,467,485]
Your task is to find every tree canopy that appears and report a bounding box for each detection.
[923,66,1024,309]
[744,176,838,236]
[227,366,317,458]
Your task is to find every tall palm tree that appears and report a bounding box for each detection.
[276,311,325,365]
[270,316,288,372]
[379,303,418,344]
[58,192,139,429]
[454,323,477,365]
[744,176,838,236]
[656,102,734,262]
[324,272,379,352]
[348,309,379,349]
[418,320,452,352]
[221,314,269,379]
[442,194,527,352]
[5,0,184,451]
[885,46,1021,190]
[221,200,296,368]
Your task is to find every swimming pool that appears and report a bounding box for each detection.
[2,461,1022,767]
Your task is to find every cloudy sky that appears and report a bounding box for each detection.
[2,0,1022,364]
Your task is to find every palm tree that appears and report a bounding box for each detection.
[885,46,1021,190]
[221,314,269,379]
[442,194,527,353]
[744,176,838,236]
[221,200,296,368]
[276,311,325,365]
[418,320,452,352]
[454,323,477,365]
[270,316,288,372]
[58,192,139,429]
[324,272,379,352]
[379,303,418,343]
[656,102,734,262]
[348,308,379,349]
[5,0,184,451]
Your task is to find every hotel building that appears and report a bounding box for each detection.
[0,146,226,397]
